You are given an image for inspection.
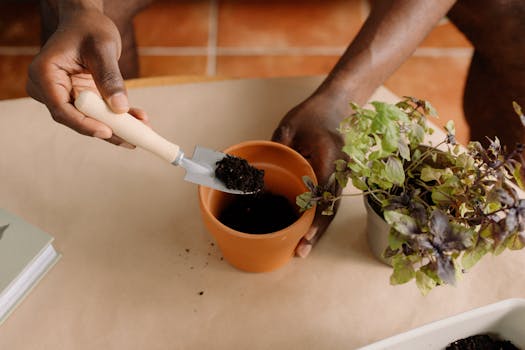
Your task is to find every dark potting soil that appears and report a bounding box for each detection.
[218,191,299,234]
[215,155,264,193]
[446,334,520,350]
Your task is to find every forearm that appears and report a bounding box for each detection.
[57,0,103,13]
[41,0,103,19]
[317,0,457,106]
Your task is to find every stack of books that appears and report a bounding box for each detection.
[0,209,60,325]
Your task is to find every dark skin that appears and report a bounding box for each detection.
[28,0,525,257]
[448,0,525,148]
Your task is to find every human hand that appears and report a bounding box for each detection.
[26,8,148,146]
[272,91,349,257]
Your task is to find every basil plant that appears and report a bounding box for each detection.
[297,97,525,295]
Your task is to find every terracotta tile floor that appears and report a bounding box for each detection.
[0,0,473,143]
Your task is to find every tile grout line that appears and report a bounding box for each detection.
[136,46,473,57]
[206,0,218,76]
[413,47,473,57]
[0,46,473,58]
[0,47,40,55]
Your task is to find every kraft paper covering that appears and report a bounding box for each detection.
[0,77,524,349]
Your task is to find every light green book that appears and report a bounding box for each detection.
[0,209,60,325]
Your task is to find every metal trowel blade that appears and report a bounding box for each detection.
[182,146,250,194]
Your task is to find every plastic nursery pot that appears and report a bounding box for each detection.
[198,140,317,272]
[364,196,392,266]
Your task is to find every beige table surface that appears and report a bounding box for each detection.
[0,76,524,349]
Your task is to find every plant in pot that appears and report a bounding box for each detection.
[297,97,525,294]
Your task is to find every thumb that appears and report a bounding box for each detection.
[271,124,295,146]
[86,48,129,114]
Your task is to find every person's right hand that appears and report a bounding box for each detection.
[26,8,147,146]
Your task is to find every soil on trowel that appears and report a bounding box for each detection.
[218,191,299,234]
[215,155,264,193]
[446,334,520,350]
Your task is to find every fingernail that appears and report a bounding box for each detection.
[119,142,135,149]
[296,244,312,258]
[108,93,129,113]
[94,129,111,139]
[305,227,317,241]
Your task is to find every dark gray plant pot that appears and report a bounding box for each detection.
[363,196,392,266]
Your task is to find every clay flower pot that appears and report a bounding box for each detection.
[198,140,317,272]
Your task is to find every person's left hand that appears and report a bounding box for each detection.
[272,91,349,257]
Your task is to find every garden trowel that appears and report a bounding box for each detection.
[74,90,251,194]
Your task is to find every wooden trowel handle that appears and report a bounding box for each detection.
[75,90,181,163]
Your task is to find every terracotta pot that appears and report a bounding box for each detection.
[363,196,392,266]
[198,140,317,272]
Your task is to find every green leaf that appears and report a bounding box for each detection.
[459,202,471,217]
[382,123,400,153]
[494,241,507,256]
[398,139,411,161]
[513,162,525,190]
[384,157,405,185]
[462,241,490,270]
[368,160,395,190]
[296,192,314,211]
[335,171,349,188]
[384,210,418,237]
[507,234,525,250]
[390,255,416,285]
[480,225,494,240]
[334,159,347,172]
[370,108,389,133]
[350,176,367,191]
[409,123,425,147]
[347,159,366,174]
[374,101,410,122]
[388,229,405,250]
[484,201,501,214]
[423,100,438,117]
[415,270,437,296]
[420,166,451,182]
[456,153,475,171]
[445,120,456,136]
[513,101,525,127]
[431,186,452,204]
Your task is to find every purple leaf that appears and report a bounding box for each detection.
[430,209,449,241]
[437,255,456,285]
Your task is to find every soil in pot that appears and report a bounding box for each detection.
[215,154,265,193]
[446,334,520,350]
[218,191,299,234]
